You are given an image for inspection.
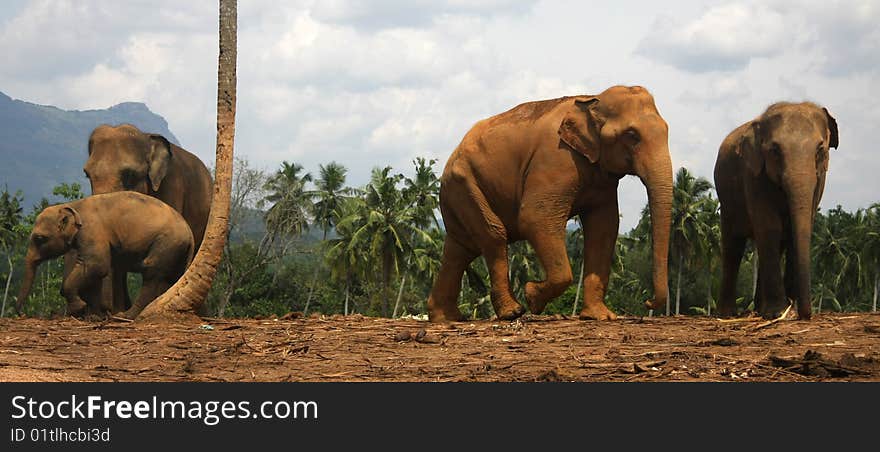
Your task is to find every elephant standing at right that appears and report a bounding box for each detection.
[714,102,839,320]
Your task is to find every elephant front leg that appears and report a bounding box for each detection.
[753,231,787,319]
[61,262,106,316]
[577,205,619,321]
[718,228,746,317]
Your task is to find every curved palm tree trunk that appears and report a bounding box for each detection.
[138,0,236,321]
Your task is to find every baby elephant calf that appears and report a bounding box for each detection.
[17,191,194,319]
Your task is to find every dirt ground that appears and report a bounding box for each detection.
[1,311,879,382]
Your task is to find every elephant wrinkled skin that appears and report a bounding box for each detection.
[427,85,673,323]
[714,102,839,320]
[17,192,194,319]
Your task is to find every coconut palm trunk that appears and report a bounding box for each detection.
[392,271,407,318]
[873,276,878,312]
[571,260,584,316]
[138,0,237,321]
[1,253,14,317]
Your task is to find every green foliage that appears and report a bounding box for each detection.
[51,182,84,201]
[8,163,879,320]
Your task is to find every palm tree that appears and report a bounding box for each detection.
[0,187,24,317]
[302,162,353,315]
[262,161,313,244]
[325,197,367,316]
[695,195,720,315]
[403,157,441,230]
[670,168,714,316]
[391,158,441,317]
[349,167,429,317]
[865,204,880,312]
[139,0,237,320]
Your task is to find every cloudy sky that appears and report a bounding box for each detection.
[1,0,877,231]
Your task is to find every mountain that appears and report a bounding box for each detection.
[0,91,180,209]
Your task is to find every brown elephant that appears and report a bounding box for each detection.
[17,192,194,319]
[70,123,212,313]
[714,102,839,320]
[427,85,673,322]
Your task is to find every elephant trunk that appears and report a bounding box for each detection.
[16,250,40,312]
[787,175,817,319]
[641,151,673,311]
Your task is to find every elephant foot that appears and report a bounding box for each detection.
[120,307,143,320]
[717,307,737,318]
[525,282,549,315]
[495,302,525,321]
[66,299,87,316]
[579,302,617,321]
[796,307,811,320]
[428,307,464,323]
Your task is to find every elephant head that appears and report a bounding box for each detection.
[558,86,673,311]
[16,205,82,311]
[83,124,172,195]
[739,102,838,318]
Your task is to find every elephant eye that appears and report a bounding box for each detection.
[120,169,139,189]
[622,129,640,147]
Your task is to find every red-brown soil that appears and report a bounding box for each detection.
[1,312,879,382]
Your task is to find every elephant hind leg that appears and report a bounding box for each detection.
[439,177,523,321]
[427,235,478,322]
[121,274,171,320]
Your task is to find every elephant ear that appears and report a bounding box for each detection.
[147,134,173,192]
[558,97,602,163]
[59,206,82,246]
[823,107,839,149]
[739,122,764,178]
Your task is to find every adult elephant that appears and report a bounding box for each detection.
[714,102,838,320]
[72,123,212,313]
[427,85,673,322]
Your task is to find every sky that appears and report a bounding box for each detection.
[1,0,878,231]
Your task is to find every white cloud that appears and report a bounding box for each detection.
[637,2,790,72]
[0,0,877,233]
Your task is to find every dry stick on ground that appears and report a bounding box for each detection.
[717,316,763,324]
[714,353,809,380]
[752,304,793,330]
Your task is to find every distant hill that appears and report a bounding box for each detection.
[0,91,180,209]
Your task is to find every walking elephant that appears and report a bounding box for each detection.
[427,85,673,322]
[714,102,839,320]
[17,192,194,319]
[69,123,212,313]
